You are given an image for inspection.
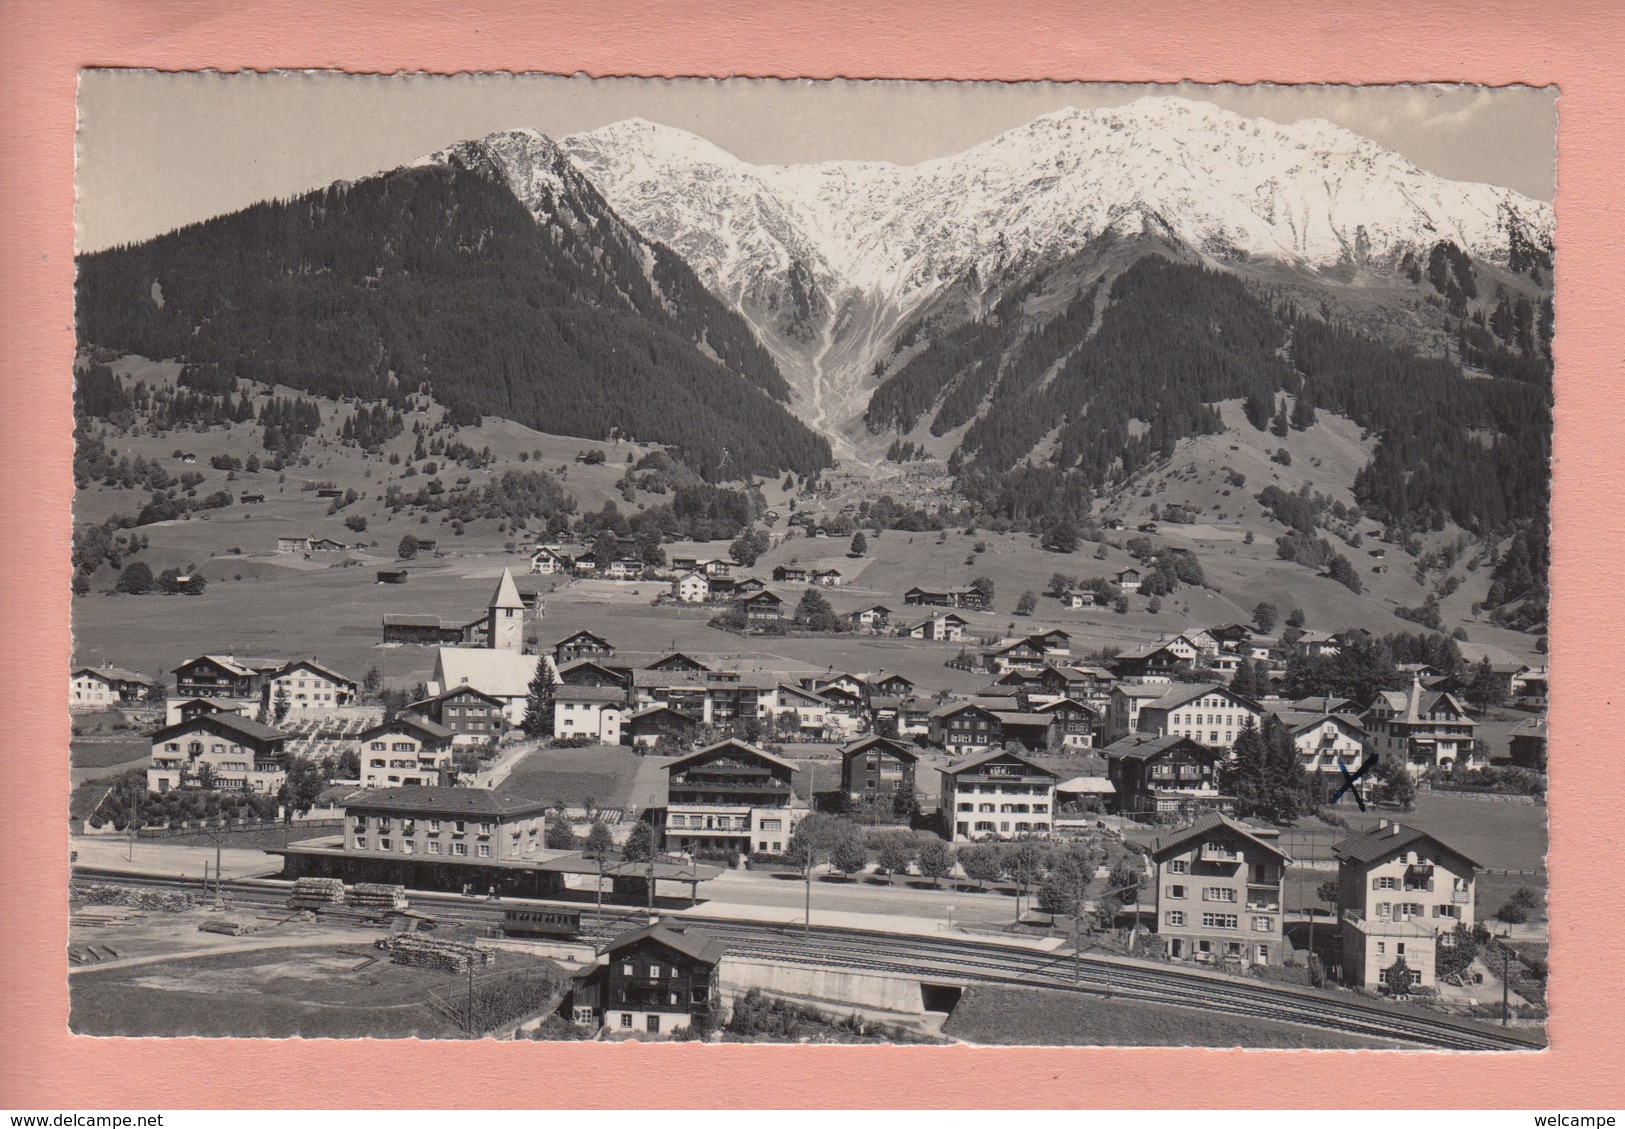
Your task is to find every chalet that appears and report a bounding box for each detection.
[554,685,626,745]
[988,710,1053,752]
[1510,665,1548,709]
[1362,678,1479,774]
[769,684,831,737]
[812,568,843,587]
[631,669,778,728]
[732,577,767,596]
[1061,591,1103,609]
[870,696,932,737]
[839,736,919,807]
[849,604,894,632]
[701,559,732,579]
[308,537,347,553]
[556,660,630,689]
[70,664,158,710]
[771,564,811,584]
[414,538,438,552]
[277,535,312,553]
[1103,734,1229,820]
[741,590,784,624]
[1152,813,1291,968]
[907,613,968,643]
[1207,624,1255,650]
[808,672,869,701]
[993,665,1071,702]
[1507,716,1547,770]
[646,652,710,674]
[554,631,615,666]
[662,740,805,855]
[239,493,265,504]
[375,570,409,585]
[569,923,726,1037]
[404,685,506,744]
[603,558,647,581]
[264,659,358,712]
[147,712,291,794]
[1334,822,1479,992]
[1034,697,1101,750]
[1270,707,1368,801]
[672,571,710,603]
[873,673,915,698]
[528,546,575,575]
[939,748,1058,842]
[705,576,737,598]
[929,702,1004,757]
[903,586,986,610]
[1108,640,1194,681]
[625,704,702,748]
[173,655,282,701]
[166,696,257,726]
[316,488,344,499]
[1115,568,1143,594]
[1291,630,1342,659]
[981,636,1050,674]
[1135,684,1265,750]
[1059,665,1119,712]
[357,715,456,788]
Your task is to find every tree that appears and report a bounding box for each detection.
[71,571,91,597]
[794,588,841,632]
[729,527,771,566]
[1048,572,1073,597]
[875,836,915,880]
[1015,591,1038,616]
[114,561,154,595]
[1219,719,1268,818]
[916,839,954,888]
[1000,839,1047,912]
[1230,661,1258,698]
[1328,553,1362,593]
[970,576,996,608]
[1372,759,1416,810]
[1113,596,1129,615]
[545,813,577,850]
[397,534,419,560]
[363,666,382,696]
[344,514,368,533]
[1466,657,1508,711]
[1286,607,1306,629]
[958,842,1004,891]
[272,685,291,724]
[1383,956,1414,996]
[849,532,867,557]
[623,819,657,862]
[1252,601,1278,634]
[828,825,870,876]
[1316,878,1341,910]
[1036,871,1080,918]
[522,659,558,738]
[586,821,614,858]
[1047,520,1079,553]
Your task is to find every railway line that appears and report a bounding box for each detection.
[70,867,1543,1051]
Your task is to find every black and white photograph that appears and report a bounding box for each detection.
[66,73,1553,1049]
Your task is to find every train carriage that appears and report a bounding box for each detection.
[501,906,582,939]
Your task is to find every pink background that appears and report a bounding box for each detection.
[3,0,1622,1109]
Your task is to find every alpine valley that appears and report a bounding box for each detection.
[74,94,1553,629]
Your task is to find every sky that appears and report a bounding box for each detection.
[75,72,1557,253]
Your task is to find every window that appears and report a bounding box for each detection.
[1166,911,1185,927]
[1252,916,1273,932]
[1201,913,1238,929]
[478,844,491,858]
[1225,942,1242,956]
[1168,860,1188,874]
[371,742,386,751]
[379,838,392,851]
[355,837,367,850]
[427,841,441,854]
[1376,942,1386,955]
[1397,943,1406,956]
[619,1014,632,1029]
[1257,945,1269,963]
[1374,876,1399,890]
[1167,885,1186,900]
[649,964,662,979]
[452,843,467,856]
[1203,887,1237,903]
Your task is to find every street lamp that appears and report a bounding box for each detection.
[946,904,955,931]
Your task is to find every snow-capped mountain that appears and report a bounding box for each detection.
[558,96,1553,435]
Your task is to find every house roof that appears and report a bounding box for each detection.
[628,704,701,723]
[407,685,504,710]
[1113,641,1180,662]
[1100,733,1209,761]
[774,684,829,705]
[1056,775,1115,794]
[664,739,799,774]
[930,701,997,720]
[434,648,543,700]
[1509,716,1548,741]
[177,654,280,677]
[1114,683,1172,699]
[362,714,455,742]
[1270,709,1366,737]
[1367,679,1473,725]
[989,711,1052,727]
[343,787,554,818]
[489,568,525,610]
[153,711,290,744]
[273,658,356,685]
[383,613,460,628]
[647,652,711,670]
[1289,695,1358,714]
[941,747,1057,779]
[838,735,919,763]
[1141,683,1260,713]
[72,665,156,685]
[554,685,629,704]
[1151,812,1292,862]
[1332,822,1482,870]
[555,630,612,649]
[558,659,627,682]
[605,923,728,966]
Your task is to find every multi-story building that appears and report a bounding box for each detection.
[1151,812,1291,968]
[741,591,785,624]
[1034,698,1100,750]
[569,923,726,1036]
[929,702,1004,757]
[1102,733,1229,820]
[554,685,627,744]
[172,654,283,701]
[1136,683,1264,750]
[264,659,358,712]
[1333,820,1479,992]
[939,748,1057,842]
[343,787,553,865]
[839,736,919,807]
[431,648,545,727]
[1362,677,1479,774]
[907,614,969,643]
[553,630,615,666]
[405,685,508,744]
[356,715,456,788]
[672,571,710,603]
[631,669,777,728]
[147,712,291,794]
[1269,706,1369,802]
[662,739,805,855]
[70,664,158,710]
[1105,684,1169,742]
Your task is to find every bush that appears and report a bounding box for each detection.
[1495,901,1529,924]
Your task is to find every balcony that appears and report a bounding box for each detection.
[1199,843,1240,863]
[1451,890,1471,904]
[1245,886,1280,912]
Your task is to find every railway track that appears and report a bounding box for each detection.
[69,867,1542,1050]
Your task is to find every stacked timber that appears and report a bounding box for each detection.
[287,877,347,911]
[348,883,408,911]
[375,933,494,971]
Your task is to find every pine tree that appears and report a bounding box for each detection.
[1230,661,1258,698]
[522,660,558,737]
[1221,720,1269,818]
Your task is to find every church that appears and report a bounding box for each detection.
[427,568,554,727]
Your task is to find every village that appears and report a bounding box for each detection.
[68,541,1551,1045]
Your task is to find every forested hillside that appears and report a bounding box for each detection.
[75,159,830,481]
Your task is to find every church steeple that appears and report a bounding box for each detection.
[487,567,524,651]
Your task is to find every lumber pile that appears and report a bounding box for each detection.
[375,933,494,971]
[348,883,408,911]
[198,918,259,936]
[75,884,195,913]
[287,877,347,911]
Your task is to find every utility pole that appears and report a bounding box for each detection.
[466,946,476,1034]
[1502,944,1510,1027]
[804,861,812,938]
